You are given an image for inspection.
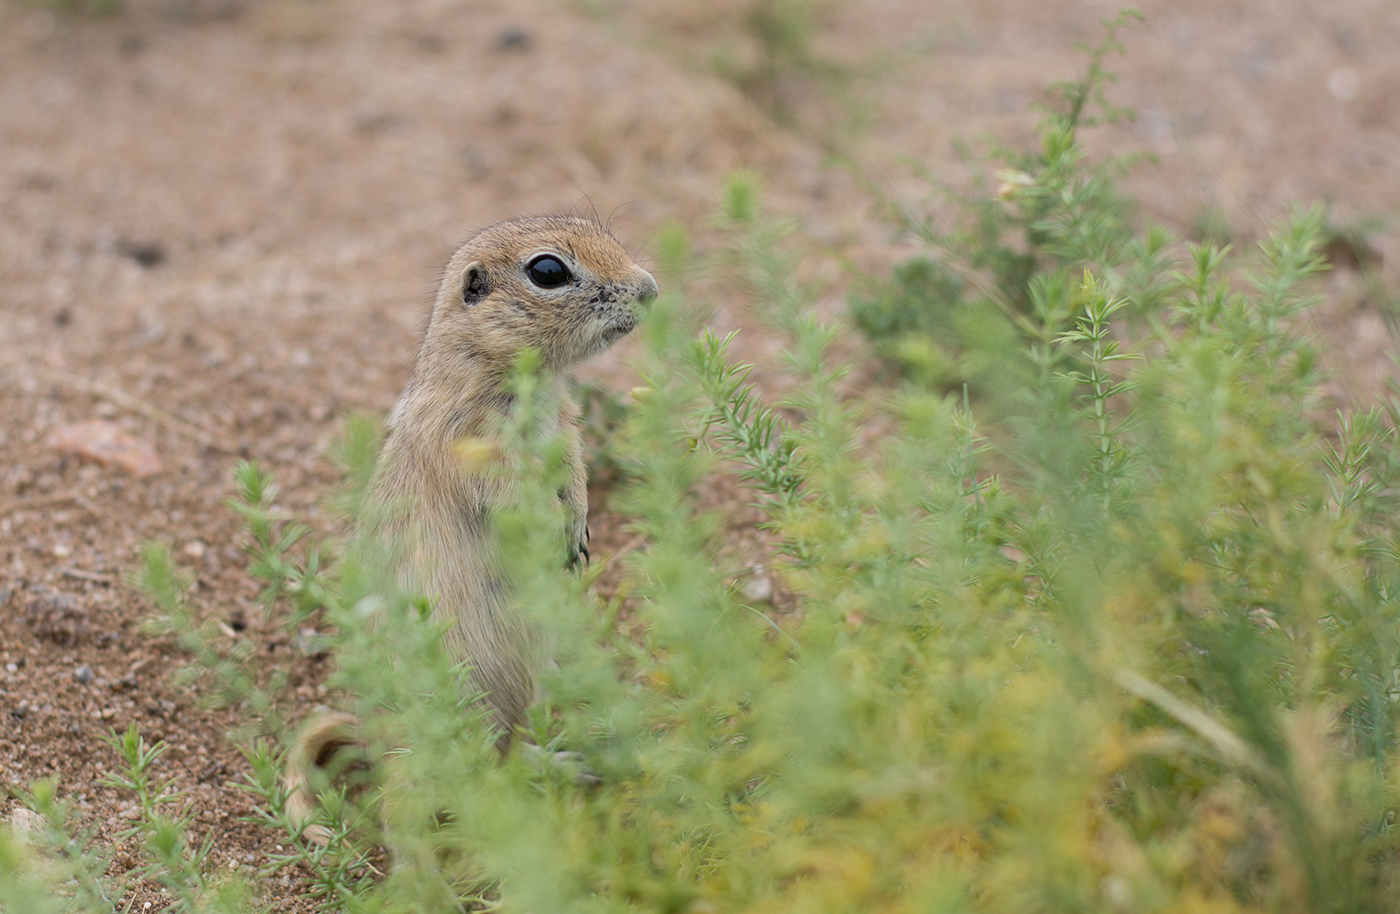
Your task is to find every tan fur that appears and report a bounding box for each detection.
[284,712,361,843]
[285,215,657,835]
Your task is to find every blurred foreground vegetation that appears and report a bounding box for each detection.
[6,12,1400,914]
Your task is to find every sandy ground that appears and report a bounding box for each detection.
[1,0,1397,907]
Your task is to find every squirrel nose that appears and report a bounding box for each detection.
[635,269,658,304]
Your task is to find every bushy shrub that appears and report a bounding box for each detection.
[851,11,1178,387]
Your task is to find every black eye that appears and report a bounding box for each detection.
[527,255,571,288]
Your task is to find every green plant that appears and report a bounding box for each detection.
[852,10,1179,386]
[577,379,634,488]
[0,778,115,914]
[0,727,250,914]
[135,458,347,739]
[1192,202,1234,247]
[681,185,1400,912]
[237,740,380,913]
[100,724,250,913]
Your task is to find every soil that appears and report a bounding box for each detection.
[1,0,1397,908]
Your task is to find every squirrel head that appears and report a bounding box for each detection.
[424,215,658,374]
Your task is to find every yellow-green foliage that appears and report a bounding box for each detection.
[503,191,1398,914]
[851,11,1177,387]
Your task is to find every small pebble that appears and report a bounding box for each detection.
[1328,66,1360,101]
[497,27,531,51]
[742,568,773,604]
[49,420,162,478]
[297,627,325,655]
[8,807,45,839]
[74,664,94,684]
[120,239,166,268]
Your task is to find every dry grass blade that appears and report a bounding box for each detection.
[1114,668,1278,781]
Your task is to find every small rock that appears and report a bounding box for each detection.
[1328,66,1360,101]
[74,664,94,684]
[8,807,45,839]
[181,540,207,560]
[742,568,773,604]
[129,319,167,348]
[297,627,325,656]
[497,27,531,51]
[49,420,162,478]
[11,700,29,719]
[117,239,166,268]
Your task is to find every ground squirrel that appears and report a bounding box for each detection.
[286,215,657,830]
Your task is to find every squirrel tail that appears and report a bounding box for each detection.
[283,711,361,845]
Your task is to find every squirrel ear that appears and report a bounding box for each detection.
[462,261,489,307]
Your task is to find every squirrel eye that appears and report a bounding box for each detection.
[526,255,571,288]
